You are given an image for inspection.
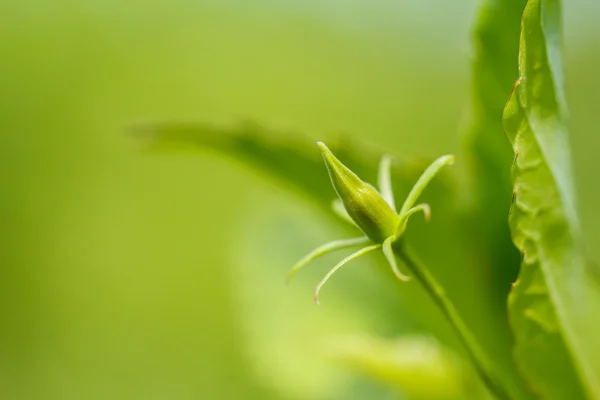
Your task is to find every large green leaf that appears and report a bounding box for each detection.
[504,0,600,397]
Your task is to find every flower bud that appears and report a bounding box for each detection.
[317,142,400,243]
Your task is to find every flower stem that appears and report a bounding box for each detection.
[394,242,512,400]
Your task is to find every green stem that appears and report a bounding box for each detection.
[394,242,512,400]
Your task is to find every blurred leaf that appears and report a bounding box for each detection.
[465,0,526,304]
[138,122,429,209]
[328,334,490,400]
[503,0,600,397]
[139,122,335,204]
[463,1,539,397]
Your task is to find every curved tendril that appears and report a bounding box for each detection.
[395,203,431,237]
[331,199,357,226]
[383,236,410,282]
[398,154,455,217]
[313,244,381,305]
[286,237,371,284]
[378,155,396,211]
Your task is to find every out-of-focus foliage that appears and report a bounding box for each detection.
[465,0,526,308]
[141,122,426,208]
[1,0,600,399]
[328,335,487,400]
[504,0,600,397]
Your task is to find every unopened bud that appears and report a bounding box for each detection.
[317,142,400,243]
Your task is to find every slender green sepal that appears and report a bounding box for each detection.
[317,142,400,243]
[331,199,357,226]
[287,237,372,283]
[382,236,410,282]
[395,203,431,237]
[377,155,396,211]
[313,244,381,305]
[398,155,455,217]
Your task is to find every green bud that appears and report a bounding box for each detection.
[317,142,400,243]
[288,143,455,303]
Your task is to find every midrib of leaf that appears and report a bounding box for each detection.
[504,0,600,398]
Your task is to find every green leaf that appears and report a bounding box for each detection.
[137,122,441,213]
[503,0,600,398]
[466,2,538,398]
[138,122,337,205]
[466,0,527,305]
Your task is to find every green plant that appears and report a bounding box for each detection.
[287,143,517,398]
[142,0,600,398]
[286,143,454,302]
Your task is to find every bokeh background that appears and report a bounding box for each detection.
[1,1,599,399]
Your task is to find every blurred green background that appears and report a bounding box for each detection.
[1,1,599,399]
